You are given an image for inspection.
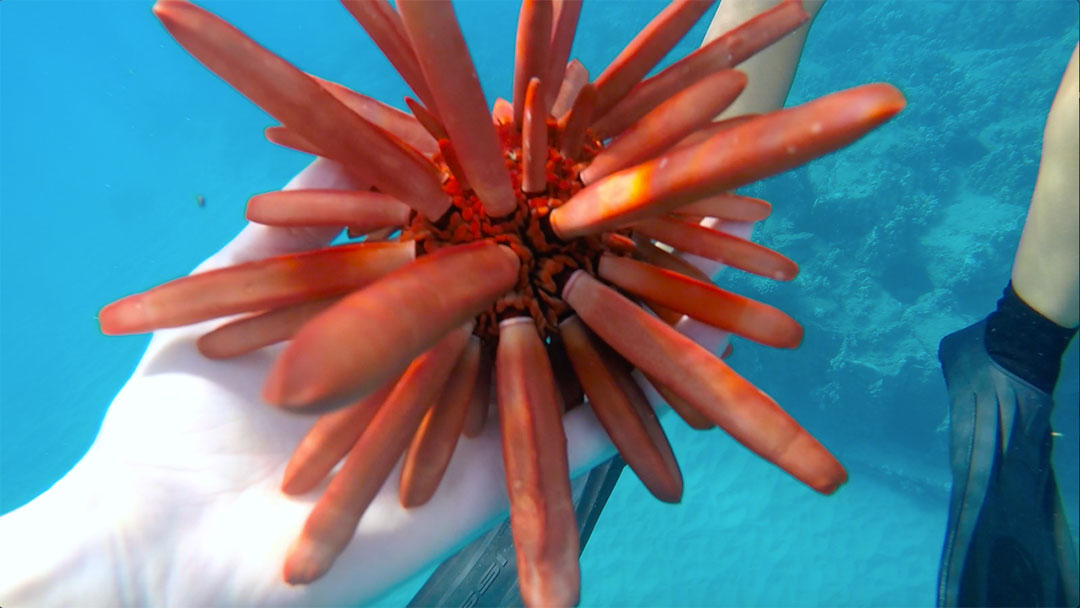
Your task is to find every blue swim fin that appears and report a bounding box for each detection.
[937,320,1079,607]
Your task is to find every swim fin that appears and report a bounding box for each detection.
[937,320,1079,607]
[407,455,626,607]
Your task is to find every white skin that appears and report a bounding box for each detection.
[0,157,738,605]
[705,0,826,119]
[1011,44,1079,329]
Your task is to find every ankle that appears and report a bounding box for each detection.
[985,282,1077,393]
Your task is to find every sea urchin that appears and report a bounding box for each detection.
[98,0,904,605]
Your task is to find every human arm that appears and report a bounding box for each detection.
[704,0,826,117]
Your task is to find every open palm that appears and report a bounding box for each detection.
[0,158,734,606]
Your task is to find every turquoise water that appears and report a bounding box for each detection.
[1,1,1077,606]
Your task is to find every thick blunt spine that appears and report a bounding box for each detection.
[550,83,906,237]
[263,242,518,408]
[398,0,518,217]
[562,271,847,495]
[99,242,414,335]
[496,317,580,608]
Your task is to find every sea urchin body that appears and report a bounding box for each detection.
[99,1,904,605]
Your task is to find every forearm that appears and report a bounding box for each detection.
[0,455,129,605]
[704,0,826,117]
[1011,44,1080,328]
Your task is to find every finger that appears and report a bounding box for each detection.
[679,216,754,280]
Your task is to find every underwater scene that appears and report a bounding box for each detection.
[1,0,1077,606]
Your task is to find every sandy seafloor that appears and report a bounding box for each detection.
[2,1,1078,606]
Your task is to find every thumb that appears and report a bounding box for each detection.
[196,158,369,272]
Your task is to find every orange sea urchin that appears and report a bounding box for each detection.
[98,0,904,605]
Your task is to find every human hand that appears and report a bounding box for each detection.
[0,158,733,606]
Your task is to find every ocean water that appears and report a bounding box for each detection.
[1,1,1077,606]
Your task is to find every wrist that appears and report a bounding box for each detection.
[0,452,134,605]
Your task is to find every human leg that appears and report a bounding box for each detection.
[937,45,1080,608]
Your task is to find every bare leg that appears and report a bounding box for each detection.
[1012,44,1079,329]
[937,45,1080,608]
